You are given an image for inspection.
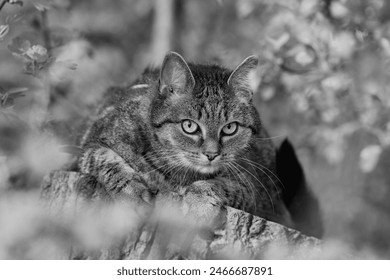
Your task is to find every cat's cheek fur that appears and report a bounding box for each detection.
[154,126,177,147]
[155,124,199,150]
[221,128,252,151]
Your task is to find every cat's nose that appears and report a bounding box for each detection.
[204,152,218,161]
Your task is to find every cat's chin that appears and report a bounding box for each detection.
[194,165,220,175]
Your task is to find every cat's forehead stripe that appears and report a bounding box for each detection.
[217,103,227,122]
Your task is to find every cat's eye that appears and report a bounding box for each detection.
[222,122,238,136]
[181,120,199,134]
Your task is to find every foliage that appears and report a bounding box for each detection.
[1,0,390,259]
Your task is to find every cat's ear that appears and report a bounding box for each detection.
[227,55,259,103]
[159,52,195,95]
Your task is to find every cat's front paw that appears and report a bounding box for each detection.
[113,174,157,215]
[180,180,227,225]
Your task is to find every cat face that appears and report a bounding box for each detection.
[150,52,260,177]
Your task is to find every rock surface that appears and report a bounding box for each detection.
[41,171,322,259]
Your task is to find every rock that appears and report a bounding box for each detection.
[41,170,321,259]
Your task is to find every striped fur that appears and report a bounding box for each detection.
[78,52,292,226]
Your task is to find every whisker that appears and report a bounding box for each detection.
[239,157,285,192]
[226,161,258,214]
[223,163,248,210]
[231,161,275,214]
[140,156,178,175]
[252,134,286,140]
[170,160,187,186]
[238,158,282,199]
[182,163,191,186]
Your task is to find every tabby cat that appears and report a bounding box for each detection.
[78,52,292,226]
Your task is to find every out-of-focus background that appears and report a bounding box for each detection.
[1,0,390,259]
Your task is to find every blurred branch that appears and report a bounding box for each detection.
[0,0,23,12]
[40,10,52,56]
[0,0,7,11]
[150,0,174,63]
[172,0,185,54]
[38,9,56,118]
[150,0,185,63]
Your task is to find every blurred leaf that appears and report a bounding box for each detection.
[31,0,52,11]
[0,25,10,41]
[31,0,70,11]
[267,33,290,51]
[23,56,56,76]
[360,145,382,173]
[60,145,83,156]
[5,13,24,25]
[8,0,23,6]
[321,74,350,93]
[8,37,31,56]
[281,44,317,74]
[6,88,28,104]
[330,32,356,59]
[260,86,276,101]
[6,87,28,95]
[236,0,256,18]
[25,45,48,63]
[380,38,390,57]
[330,1,349,19]
[0,87,28,108]
[300,0,318,16]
